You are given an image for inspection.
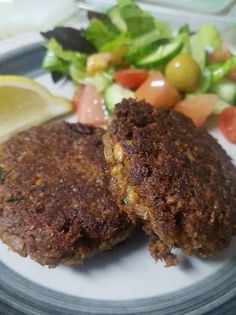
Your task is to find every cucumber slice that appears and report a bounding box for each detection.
[104,83,134,114]
[213,98,231,115]
[211,79,236,104]
[190,34,206,70]
[136,38,183,68]
[127,31,168,61]
[195,68,212,93]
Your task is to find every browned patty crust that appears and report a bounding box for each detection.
[103,98,236,266]
[0,122,133,267]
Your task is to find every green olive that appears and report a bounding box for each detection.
[165,54,201,92]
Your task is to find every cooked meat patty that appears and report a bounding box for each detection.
[103,98,236,266]
[0,122,133,267]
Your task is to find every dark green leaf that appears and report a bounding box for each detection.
[41,27,96,54]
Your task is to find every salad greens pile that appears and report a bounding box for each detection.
[42,0,236,105]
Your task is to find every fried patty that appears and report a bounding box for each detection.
[0,122,133,267]
[103,99,236,266]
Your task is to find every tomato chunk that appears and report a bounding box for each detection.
[218,107,236,144]
[208,43,231,63]
[227,68,236,82]
[135,71,181,108]
[114,69,148,89]
[175,94,217,127]
[208,50,231,63]
[74,84,108,126]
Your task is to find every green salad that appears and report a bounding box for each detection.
[42,0,236,143]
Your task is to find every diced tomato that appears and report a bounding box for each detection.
[135,71,181,108]
[208,43,231,63]
[208,50,231,63]
[218,107,236,144]
[227,68,236,82]
[174,94,217,127]
[114,69,148,89]
[74,84,108,126]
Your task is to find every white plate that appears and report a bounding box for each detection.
[0,32,236,315]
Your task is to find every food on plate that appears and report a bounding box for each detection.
[103,98,236,266]
[0,75,72,143]
[114,69,148,89]
[74,84,109,126]
[174,94,217,127]
[218,107,236,144]
[1,0,235,271]
[0,122,133,267]
[41,0,236,143]
[135,71,181,108]
[164,54,201,92]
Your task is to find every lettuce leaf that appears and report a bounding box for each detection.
[190,23,222,69]
[42,51,70,74]
[85,18,119,51]
[69,60,87,83]
[43,38,87,81]
[107,0,170,59]
[46,38,87,62]
[99,34,128,52]
[120,5,156,37]
[108,0,168,38]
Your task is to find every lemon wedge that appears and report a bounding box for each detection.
[0,75,72,143]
